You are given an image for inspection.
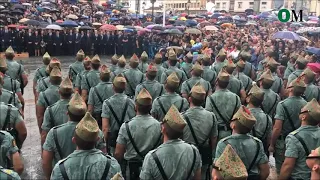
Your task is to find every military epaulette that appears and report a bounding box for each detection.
[0,168,15,177]
[220,136,231,142]
[53,123,65,129]
[57,157,69,165]
[289,130,299,136]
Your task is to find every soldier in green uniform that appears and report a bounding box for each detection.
[211,49,226,75]
[287,57,308,86]
[43,93,106,179]
[152,72,189,121]
[0,166,21,179]
[201,54,216,88]
[181,63,212,99]
[247,84,272,155]
[33,52,50,103]
[123,54,145,98]
[110,54,118,73]
[41,77,73,145]
[113,55,127,77]
[68,49,85,87]
[135,64,164,101]
[160,49,187,93]
[181,52,193,79]
[154,52,165,83]
[257,48,274,72]
[0,73,22,110]
[205,69,241,140]
[115,89,162,180]
[140,105,202,180]
[36,58,61,95]
[284,53,298,86]
[279,99,320,180]
[182,82,217,180]
[74,56,91,93]
[270,74,308,173]
[239,51,256,80]
[137,51,149,73]
[81,54,101,102]
[36,67,62,133]
[235,59,252,93]
[4,46,28,96]
[306,146,320,179]
[212,106,270,179]
[257,69,280,118]
[50,112,120,180]
[302,68,320,102]
[0,131,24,175]
[162,48,181,69]
[0,58,24,113]
[101,74,136,155]
[264,58,285,97]
[88,65,114,128]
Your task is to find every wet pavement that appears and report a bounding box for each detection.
[19,56,277,179]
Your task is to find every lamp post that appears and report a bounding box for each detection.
[187,0,191,15]
[151,0,156,22]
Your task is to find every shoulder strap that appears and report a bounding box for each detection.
[8,93,13,105]
[105,98,130,127]
[125,121,144,158]
[186,80,192,92]
[140,74,144,83]
[294,134,310,156]
[281,103,296,130]
[157,98,167,116]
[41,78,48,89]
[59,162,70,180]
[152,152,169,180]
[182,68,189,79]
[159,86,164,97]
[85,74,91,90]
[48,107,55,128]
[186,147,197,180]
[317,88,320,102]
[94,87,104,103]
[179,99,184,112]
[123,73,135,93]
[247,138,260,172]
[42,92,50,107]
[37,68,45,78]
[277,79,282,94]
[17,64,22,77]
[100,156,111,180]
[209,96,230,126]
[267,96,278,115]
[184,115,200,146]
[53,128,64,159]
[2,106,12,131]
[244,78,250,91]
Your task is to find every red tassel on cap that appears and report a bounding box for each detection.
[243,106,251,115]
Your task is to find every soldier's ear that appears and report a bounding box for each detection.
[72,137,76,144]
[312,164,320,172]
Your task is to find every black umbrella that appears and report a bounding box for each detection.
[12,4,25,10]
[167,29,183,35]
[39,22,49,28]
[0,9,10,13]
[174,20,186,26]
[50,9,59,13]
[11,9,24,14]
[25,20,41,26]
[79,26,93,30]
[142,22,154,27]
[152,25,164,31]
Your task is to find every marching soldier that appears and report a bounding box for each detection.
[205,69,241,140]
[235,59,252,93]
[0,165,21,179]
[270,75,308,173]
[287,57,308,85]
[50,112,120,180]
[88,65,114,128]
[81,54,101,102]
[43,93,106,180]
[139,105,202,180]
[154,52,165,83]
[33,52,50,103]
[181,52,193,79]
[181,63,212,100]
[201,54,216,87]
[257,69,280,118]
[302,68,320,102]
[247,84,272,155]
[101,74,136,155]
[181,83,218,180]
[264,58,285,97]
[74,56,91,93]
[137,51,149,73]
[115,89,162,180]
[279,99,320,179]
[160,49,187,93]
[36,58,61,95]
[152,72,189,121]
[123,54,145,98]
[0,73,22,111]
[212,106,270,179]
[211,48,226,75]
[36,67,62,133]
[135,64,164,102]
[113,55,127,78]
[306,146,320,179]
[68,49,85,86]
[41,77,73,145]
[110,54,118,73]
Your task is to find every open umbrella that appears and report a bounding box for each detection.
[167,29,183,35]
[174,20,186,26]
[305,47,320,56]
[134,26,143,30]
[79,26,93,30]
[92,22,102,26]
[109,17,119,21]
[66,14,78,20]
[186,19,197,27]
[46,24,62,30]
[22,3,31,6]
[55,20,64,24]
[11,9,24,14]
[0,5,5,9]
[221,23,233,28]
[198,21,211,28]
[272,31,302,41]
[185,28,202,34]
[71,5,79,9]
[61,20,78,27]
[307,63,320,73]
[43,14,52,17]
[96,11,104,15]
[142,22,154,27]
[299,36,310,42]
[100,24,117,31]
[245,21,257,26]
[12,4,25,10]
[7,24,18,28]
[116,25,124,30]
[19,18,30,23]
[203,25,218,31]
[0,9,9,13]
[25,20,41,26]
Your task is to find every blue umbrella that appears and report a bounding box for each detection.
[258,12,270,18]
[61,20,78,27]
[109,17,119,21]
[108,0,116,4]
[305,47,320,56]
[211,13,223,18]
[272,31,302,41]
[186,19,197,27]
[105,10,112,14]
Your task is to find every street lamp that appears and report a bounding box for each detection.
[187,0,191,15]
[151,0,156,22]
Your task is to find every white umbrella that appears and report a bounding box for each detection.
[92,22,102,26]
[41,2,51,5]
[203,25,218,31]
[22,3,32,6]
[71,5,79,9]
[42,14,52,17]
[19,18,30,23]
[95,11,104,15]
[46,24,62,30]
[67,14,78,20]
[0,5,4,9]
[116,25,124,30]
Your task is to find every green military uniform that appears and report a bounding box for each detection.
[154,53,165,82]
[81,55,101,92]
[0,59,21,94]
[110,54,119,72]
[74,56,91,92]
[50,112,120,180]
[303,68,320,101]
[37,67,61,108]
[181,63,211,96]
[284,54,297,80]
[36,58,61,93]
[235,59,252,93]
[181,52,193,79]
[140,105,202,180]
[5,47,26,82]
[162,48,181,69]
[284,99,320,179]
[112,55,127,82]
[0,88,22,109]
[287,57,308,85]
[0,166,20,180]
[205,69,241,140]
[211,49,226,74]
[134,64,164,101]
[152,72,189,121]
[42,77,73,132]
[88,65,114,126]
[274,75,308,172]
[0,102,23,130]
[0,131,19,169]
[138,51,149,73]
[241,52,255,78]
[182,83,218,180]
[68,49,85,86]
[214,106,269,177]
[202,54,216,85]
[224,59,245,96]
[43,93,105,164]
[123,54,145,97]
[117,89,162,179]
[33,52,50,84]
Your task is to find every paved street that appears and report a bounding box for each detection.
[18,56,277,179]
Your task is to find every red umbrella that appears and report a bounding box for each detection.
[8,24,18,28]
[100,24,117,31]
[307,63,320,73]
[56,20,64,23]
[18,25,28,29]
[102,2,107,6]
[180,13,187,17]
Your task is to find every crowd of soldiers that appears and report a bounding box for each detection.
[0,41,319,180]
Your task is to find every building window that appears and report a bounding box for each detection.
[179,3,181,8]
[238,2,242,8]
[222,2,226,8]
[261,2,267,5]
[197,2,200,7]
[249,2,254,5]
[182,3,185,8]
[216,3,220,8]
